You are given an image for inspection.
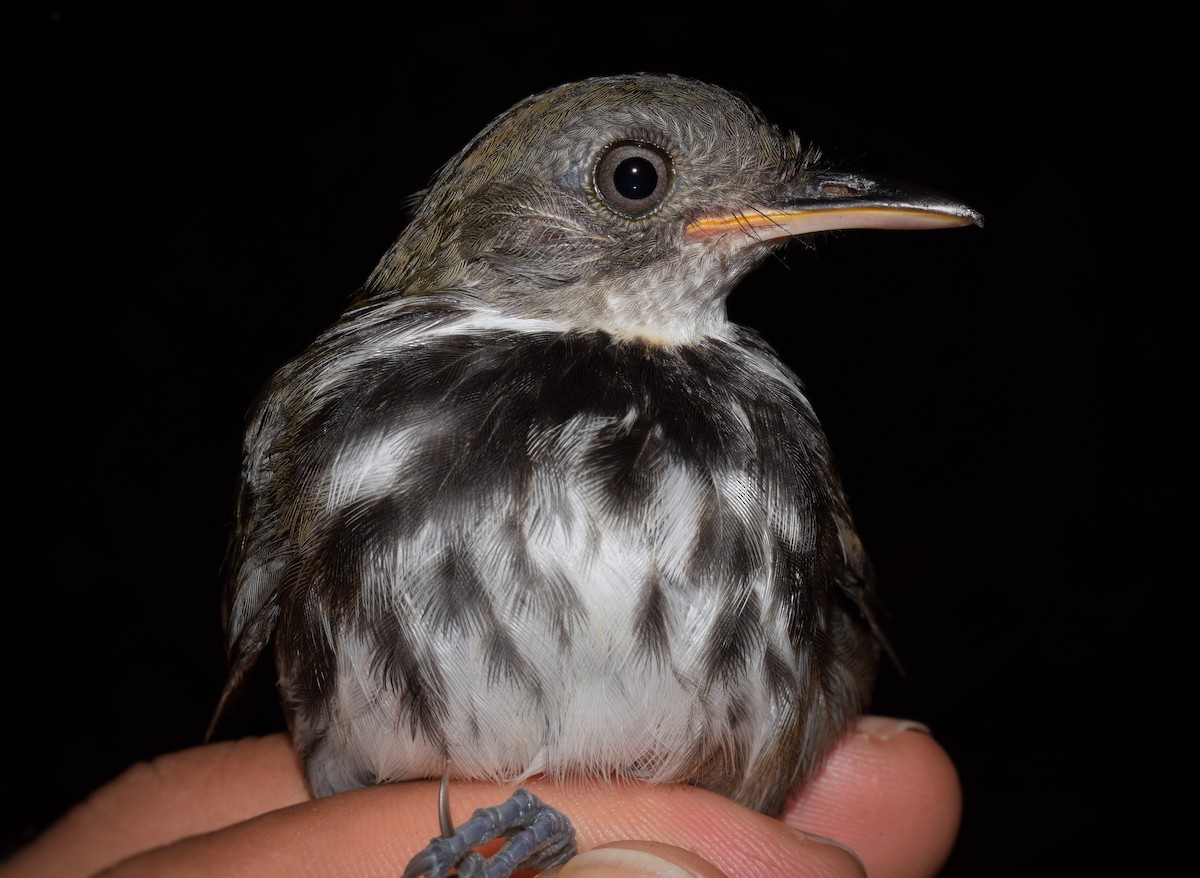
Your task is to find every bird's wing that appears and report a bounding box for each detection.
[207,393,292,740]
[833,512,900,673]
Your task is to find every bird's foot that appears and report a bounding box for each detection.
[401,787,577,878]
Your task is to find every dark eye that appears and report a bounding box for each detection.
[594,141,671,217]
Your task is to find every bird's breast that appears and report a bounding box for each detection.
[253,310,854,797]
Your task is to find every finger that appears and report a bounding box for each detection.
[99,777,865,878]
[2,735,309,878]
[12,718,952,878]
[781,716,962,878]
[12,734,861,878]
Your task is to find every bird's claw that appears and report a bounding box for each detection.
[402,788,577,878]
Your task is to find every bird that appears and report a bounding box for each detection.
[212,73,981,876]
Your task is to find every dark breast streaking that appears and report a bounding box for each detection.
[227,295,877,816]
[214,73,980,876]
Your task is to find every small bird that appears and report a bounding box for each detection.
[213,73,980,876]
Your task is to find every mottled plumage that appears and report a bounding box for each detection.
[215,73,979,861]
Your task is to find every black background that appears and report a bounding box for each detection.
[4,1,1188,874]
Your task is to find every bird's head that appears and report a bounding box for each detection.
[364,73,981,345]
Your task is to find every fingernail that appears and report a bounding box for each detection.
[855,715,932,741]
[547,843,724,877]
[791,828,866,871]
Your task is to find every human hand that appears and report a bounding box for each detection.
[3,716,959,878]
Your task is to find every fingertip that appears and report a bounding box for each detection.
[782,716,962,878]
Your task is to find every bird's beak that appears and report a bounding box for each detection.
[685,171,983,242]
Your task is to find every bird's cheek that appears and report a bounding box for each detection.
[470,221,607,280]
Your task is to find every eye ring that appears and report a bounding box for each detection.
[594,141,672,218]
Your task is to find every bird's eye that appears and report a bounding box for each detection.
[594,141,671,217]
